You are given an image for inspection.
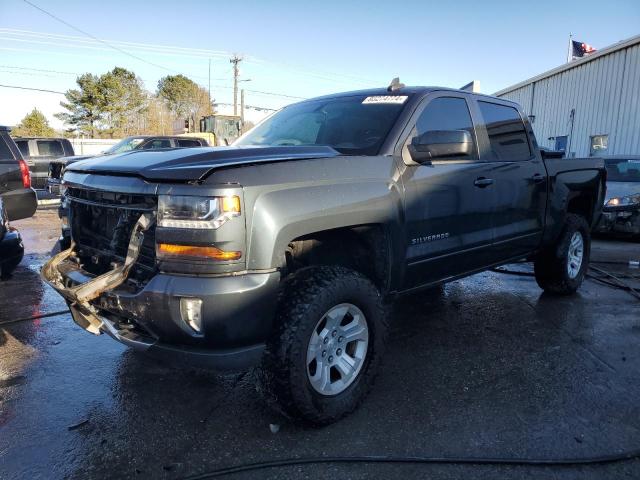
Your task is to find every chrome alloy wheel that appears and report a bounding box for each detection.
[306,303,369,396]
[567,231,584,279]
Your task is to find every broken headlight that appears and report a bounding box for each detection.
[606,194,640,208]
[157,195,241,229]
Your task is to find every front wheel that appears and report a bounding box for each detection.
[534,213,591,295]
[261,266,387,425]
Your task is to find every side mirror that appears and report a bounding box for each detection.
[408,130,472,163]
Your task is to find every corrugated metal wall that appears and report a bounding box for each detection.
[497,42,640,157]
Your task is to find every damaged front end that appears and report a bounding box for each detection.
[596,206,640,236]
[41,213,155,335]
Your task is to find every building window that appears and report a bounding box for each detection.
[554,136,568,152]
[590,135,608,156]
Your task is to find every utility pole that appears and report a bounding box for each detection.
[567,33,573,63]
[208,58,211,113]
[240,89,245,125]
[230,55,242,116]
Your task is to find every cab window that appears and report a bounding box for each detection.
[36,140,64,157]
[176,139,202,147]
[477,101,531,161]
[412,96,477,159]
[142,139,172,149]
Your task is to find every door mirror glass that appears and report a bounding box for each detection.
[408,129,473,163]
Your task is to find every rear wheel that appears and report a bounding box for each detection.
[534,213,590,295]
[261,266,387,425]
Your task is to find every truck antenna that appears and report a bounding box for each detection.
[387,77,405,92]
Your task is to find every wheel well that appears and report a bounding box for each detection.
[285,225,389,291]
[567,194,594,224]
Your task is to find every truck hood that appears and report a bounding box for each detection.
[65,146,340,182]
[58,154,96,165]
[605,181,640,203]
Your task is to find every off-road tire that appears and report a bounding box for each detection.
[261,265,387,425]
[534,213,590,295]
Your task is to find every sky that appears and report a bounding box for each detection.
[0,0,638,130]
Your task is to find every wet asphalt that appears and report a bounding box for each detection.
[2,208,640,480]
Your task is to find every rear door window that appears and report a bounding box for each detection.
[15,140,30,157]
[176,139,202,147]
[36,140,64,157]
[477,101,531,161]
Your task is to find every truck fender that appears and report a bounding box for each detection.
[246,181,404,271]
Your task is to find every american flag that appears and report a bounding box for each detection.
[572,40,597,58]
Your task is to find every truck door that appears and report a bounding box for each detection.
[472,100,546,258]
[397,94,497,289]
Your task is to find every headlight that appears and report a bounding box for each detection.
[606,194,640,207]
[158,195,240,229]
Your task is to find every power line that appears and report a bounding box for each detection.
[2,26,382,86]
[0,83,278,112]
[245,89,306,100]
[21,0,176,73]
[0,28,232,59]
[0,64,77,75]
[0,83,65,94]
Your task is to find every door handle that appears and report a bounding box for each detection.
[474,177,494,188]
[532,173,545,184]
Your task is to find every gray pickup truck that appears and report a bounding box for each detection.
[42,86,606,424]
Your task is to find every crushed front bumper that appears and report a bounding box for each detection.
[595,207,640,235]
[41,213,155,335]
[41,212,278,370]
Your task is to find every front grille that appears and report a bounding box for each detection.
[67,187,157,286]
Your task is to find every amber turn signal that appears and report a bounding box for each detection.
[157,243,242,261]
[222,195,241,213]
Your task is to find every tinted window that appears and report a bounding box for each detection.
[15,140,30,157]
[605,159,640,182]
[236,95,408,156]
[36,140,64,157]
[0,137,15,161]
[142,139,172,149]
[478,101,531,161]
[176,139,202,147]
[414,97,476,159]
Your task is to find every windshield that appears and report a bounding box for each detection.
[104,137,146,154]
[605,158,640,182]
[235,95,409,155]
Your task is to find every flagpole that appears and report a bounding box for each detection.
[567,33,573,63]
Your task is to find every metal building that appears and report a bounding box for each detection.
[495,34,640,157]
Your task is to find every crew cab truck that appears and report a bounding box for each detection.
[42,87,606,425]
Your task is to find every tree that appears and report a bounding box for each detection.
[100,67,147,137]
[56,67,148,138]
[55,73,103,137]
[12,108,56,137]
[157,75,211,132]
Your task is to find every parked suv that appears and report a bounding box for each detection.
[13,137,74,190]
[1,127,37,277]
[42,87,605,424]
